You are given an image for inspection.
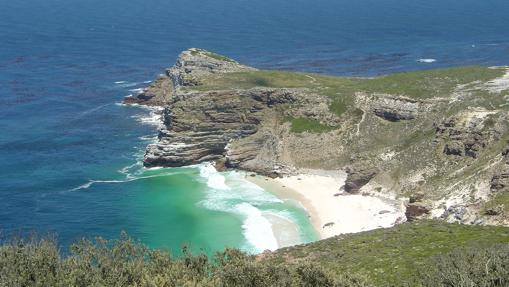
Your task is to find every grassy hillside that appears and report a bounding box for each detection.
[267,221,509,286]
[186,66,506,119]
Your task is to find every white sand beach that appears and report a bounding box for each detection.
[248,170,406,239]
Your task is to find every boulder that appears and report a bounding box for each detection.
[344,165,377,194]
[405,203,430,221]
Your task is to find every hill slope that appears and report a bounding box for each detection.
[266,221,509,286]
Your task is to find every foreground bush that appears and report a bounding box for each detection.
[420,244,509,287]
[1,232,508,287]
[0,234,370,287]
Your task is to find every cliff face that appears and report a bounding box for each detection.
[143,88,300,176]
[124,48,509,226]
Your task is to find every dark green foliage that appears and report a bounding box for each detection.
[1,224,509,287]
[420,244,509,287]
[0,235,61,287]
[286,116,335,133]
[0,234,367,287]
[329,98,348,117]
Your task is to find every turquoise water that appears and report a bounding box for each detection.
[99,158,319,253]
[57,113,318,253]
[1,0,509,253]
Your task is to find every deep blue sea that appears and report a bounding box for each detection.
[1,0,509,254]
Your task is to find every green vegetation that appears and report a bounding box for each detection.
[286,116,335,133]
[269,221,509,286]
[359,66,504,99]
[192,66,504,99]
[0,233,369,287]
[1,222,508,286]
[420,244,509,287]
[190,49,235,63]
[189,66,505,122]
[190,70,318,91]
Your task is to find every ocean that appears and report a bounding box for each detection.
[1,0,509,254]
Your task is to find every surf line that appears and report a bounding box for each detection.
[68,171,185,192]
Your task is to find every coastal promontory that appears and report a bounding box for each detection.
[125,48,509,229]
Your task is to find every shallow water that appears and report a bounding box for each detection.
[1,0,509,253]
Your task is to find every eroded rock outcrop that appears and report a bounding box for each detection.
[372,95,429,122]
[491,143,509,193]
[144,88,299,172]
[123,76,174,106]
[130,49,305,175]
[167,48,255,87]
[436,110,507,158]
[344,164,378,194]
[405,203,431,221]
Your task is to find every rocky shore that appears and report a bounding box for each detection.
[125,48,330,177]
[124,48,509,228]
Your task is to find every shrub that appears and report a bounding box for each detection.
[0,235,366,287]
[420,244,509,287]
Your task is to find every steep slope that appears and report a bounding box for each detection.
[124,48,509,227]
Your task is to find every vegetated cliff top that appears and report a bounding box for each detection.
[126,48,509,228]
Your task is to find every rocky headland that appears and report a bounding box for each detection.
[124,48,509,229]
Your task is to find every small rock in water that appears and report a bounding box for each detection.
[249,173,256,177]
[333,193,342,197]
[379,210,391,214]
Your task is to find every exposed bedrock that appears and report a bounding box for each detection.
[371,95,430,122]
[436,110,508,158]
[167,48,255,87]
[344,164,378,194]
[128,48,299,174]
[143,88,300,174]
[491,143,509,193]
[405,203,431,222]
[123,76,174,106]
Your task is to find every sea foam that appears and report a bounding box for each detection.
[129,88,145,94]
[69,170,186,192]
[198,163,280,252]
[235,203,278,252]
[130,109,162,127]
[199,163,231,190]
[417,58,437,63]
[114,81,145,88]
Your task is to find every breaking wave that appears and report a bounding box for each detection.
[417,58,437,63]
[197,163,281,252]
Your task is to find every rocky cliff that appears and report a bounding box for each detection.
[124,48,509,226]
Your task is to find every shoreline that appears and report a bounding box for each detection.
[247,170,406,240]
[264,212,303,249]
